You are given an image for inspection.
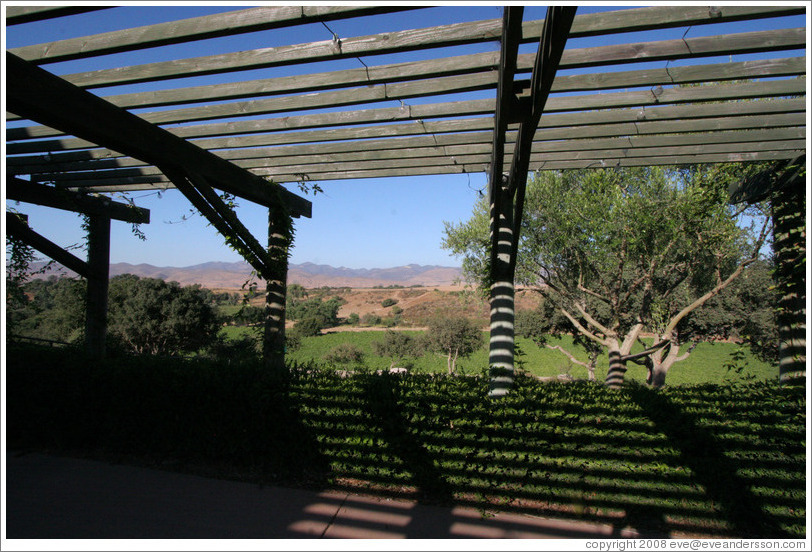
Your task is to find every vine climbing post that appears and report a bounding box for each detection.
[773,165,806,386]
[85,214,111,359]
[264,206,292,371]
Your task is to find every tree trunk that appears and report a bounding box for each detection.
[647,332,697,389]
[587,352,598,381]
[605,329,640,389]
[648,361,668,388]
[605,343,626,389]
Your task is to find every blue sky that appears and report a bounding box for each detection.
[4,3,806,269]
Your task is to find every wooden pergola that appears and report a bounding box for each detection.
[4,5,806,384]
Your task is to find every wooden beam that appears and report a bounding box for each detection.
[264,206,291,369]
[11,98,804,177]
[5,212,91,278]
[5,6,111,25]
[9,77,802,156]
[15,26,799,127]
[33,6,803,91]
[160,167,270,279]
[6,177,149,223]
[5,51,311,218]
[9,53,804,139]
[62,148,804,191]
[44,129,805,186]
[11,6,418,64]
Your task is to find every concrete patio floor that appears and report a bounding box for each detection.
[4,451,641,540]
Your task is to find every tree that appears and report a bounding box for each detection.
[289,316,325,338]
[373,330,422,370]
[681,259,777,360]
[323,343,366,368]
[107,275,221,356]
[287,295,343,326]
[444,165,771,388]
[516,301,601,381]
[426,316,484,374]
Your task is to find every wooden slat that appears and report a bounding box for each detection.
[9,76,803,156]
[63,147,804,190]
[9,107,805,178]
[5,6,111,25]
[10,6,418,64]
[11,5,799,60]
[566,6,805,37]
[52,25,809,110]
[6,54,806,137]
[10,48,802,129]
[558,27,805,70]
[50,125,800,178]
[36,6,804,89]
[527,150,805,171]
[125,72,500,127]
[41,130,805,185]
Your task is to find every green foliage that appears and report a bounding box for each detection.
[7,343,805,538]
[107,275,221,356]
[681,260,778,360]
[347,312,360,326]
[287,295,343,326]
[290,316,326,338]
[7,276,87,343]
[373,330,423,369]
[229,304,264,326]
[444,165,772,385]
[382,298,398,308]
[361,313,382,326]
[277,329,773,384]
[426,316,484,374]
[288,283,308,299]
[323,343,366,368]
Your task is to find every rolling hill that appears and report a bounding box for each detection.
[30,261,464,290]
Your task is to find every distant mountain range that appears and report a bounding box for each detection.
[31,261,463,289]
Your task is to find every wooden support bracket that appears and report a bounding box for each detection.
[7,176,150,223]
[6,212,91,278]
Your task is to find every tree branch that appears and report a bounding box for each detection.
[622,338,670,362]
[573,300,614,338]
[675,341,699,363]
[664,213,772,335]
[559,307,609,347]
[545,344,591,369]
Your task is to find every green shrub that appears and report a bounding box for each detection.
[291,316,325,337]
[382,298,398,308]
[6,343,804,538]
[361,313,382,326]
[323,343,366,367]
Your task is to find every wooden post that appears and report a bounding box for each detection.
[85,214,111,358]
[264,206,291,370]
[773,175,806,385]
[488,179,516,397]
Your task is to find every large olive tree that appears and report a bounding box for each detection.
[444,165,771,388]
